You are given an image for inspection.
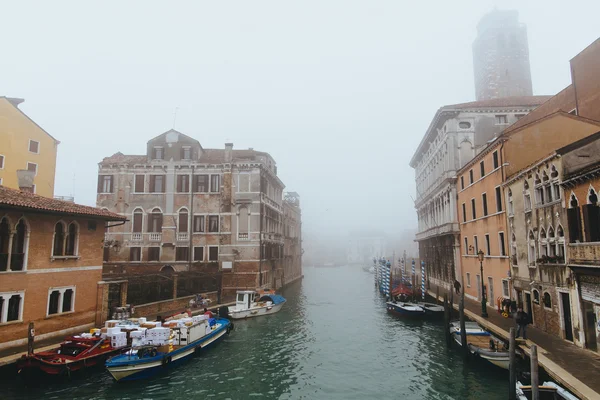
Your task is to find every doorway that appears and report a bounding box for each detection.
[488,277,494,307]
[476,275,481,300]
[583,301,598,351]
[525,292,533,324]
[560,292,574,342]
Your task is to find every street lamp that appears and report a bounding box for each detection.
[477,250,488,317]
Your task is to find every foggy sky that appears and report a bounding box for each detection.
[2,0,599,238]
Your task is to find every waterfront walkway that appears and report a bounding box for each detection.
[429,284,600,400]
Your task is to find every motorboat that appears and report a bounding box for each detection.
[228,290,286,319]
[449,321,510,369]
[417,302,445,318]
[516,381,579,399]
[386,301,425,317]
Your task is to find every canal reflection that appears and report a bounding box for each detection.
[3,265,509,399]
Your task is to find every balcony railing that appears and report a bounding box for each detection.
[177,232,189,241]
[569,242,600,265]
[131,233,142,242]
[149,233,162,242]
[238,232,249,240]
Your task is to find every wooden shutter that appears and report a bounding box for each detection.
[149,176,155,192]
[97,175,103,193]
[583,204,600,241]
[179,212,188,232]
[133,212,143,232]
[135,175,144,192]
[176,176,182,192]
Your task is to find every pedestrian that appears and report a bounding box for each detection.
[203,307,214,318]
[454,279,461,294]
[515,306,529,340]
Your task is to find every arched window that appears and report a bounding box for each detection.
[132,209,143,232]
[539,228,548,258]
[65,222,78,256]
[548,227,556,257]
[178,209,188,232]
[585,188,600,242]
[524,180,529,190]
[528,230,536,266]
[533,289,540,304]
[589,188,598,205]
[534,174,541,185]
[11,219,27,271]
[543,292,552,309]
[148,208,163,232]
[523,181,532,211]
[557,225,565,263]
[53,222,66,256]
[161,265,175,273]
[570,193,579,208]
[0,217,10,272]
[567,194,583,243]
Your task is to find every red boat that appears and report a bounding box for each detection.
[17,335,125,376]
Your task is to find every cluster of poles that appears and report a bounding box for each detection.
[374,253,426,300]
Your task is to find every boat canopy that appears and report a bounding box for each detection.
[258,294,286,305]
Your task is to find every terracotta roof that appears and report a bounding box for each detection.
[100,149,270,165]
[0,186,126,220]
[445,95,552,110]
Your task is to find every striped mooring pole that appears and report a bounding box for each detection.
[421,260,426,300]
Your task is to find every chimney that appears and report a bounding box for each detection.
[17,170,35,193]
[225,142,233,163]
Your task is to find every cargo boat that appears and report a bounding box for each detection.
[105,317,231,382]
[228,290,286,319]
[17,335,125,376]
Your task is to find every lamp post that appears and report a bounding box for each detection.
[478,250,488,317]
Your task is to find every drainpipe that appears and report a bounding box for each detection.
[188,165,194,272]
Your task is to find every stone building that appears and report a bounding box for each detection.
[282,192,302,286]
[0,185,125,351]
[472,10,533,101]
[410,96,549,290]
[97,129,300,300]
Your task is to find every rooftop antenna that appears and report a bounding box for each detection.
[172,107,179,129]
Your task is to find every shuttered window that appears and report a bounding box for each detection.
[567,207,583,243]
[97,175,113,193]
[582,204,600,242]
[193,175,209,192]
[178,210,188,232]
[134,175,145,193]
[175,247,189,261]
[148,247,160,261]
[194,247,204,261]
[149,175,166,193]
[177,175,190,192]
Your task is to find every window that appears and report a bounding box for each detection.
[557,225,565,262]
[177,175,190,193]
[208,246,219,261]
[469,170,474,184]
[567,195,582,243]
[0,155,4,169]
[553,184,561,201]
[148,247,160,261]
[508,188,514,215]
[485,234,491,256]
[533,289,540,304]
[178,209,188,232]
[27,162,38,175]
[29,140,40,154]
[528,230,536,265]
[149,175,166,193]
[535,185,544,205]
[48,287,75,315]
[459,121,471,129]
[0,292,24,322]
[498,232,506,256]
[98,175,113,193]
[53,222,65,256]
[152,147,164,160]
[129,247,141,261]
[193,215,205,233]
[502,279,509,297]
[462,203,466,222]
[488,277,494,305]
[482,193,488,216]
[543,292,552,309]
[134,175,145,193]
[208,215,219,232]
[460,176,465,190]
[539,228,548,257]
[181,146,191,160]
[210,175,220,192]
[7,219,27,271]
[511,233,518,265]
[474,236,479,254]
[148,209,163,232]
[194,246,204,261]
[65,222,78,256]
[193,175,209,192]
[480,161,485,178]
[583,189,600,242]
[495,115,508,125]
[492,151,499,169]
[238,173,251,193]
[132,209,143,232]
[471,198,476,219]
[466,273,471,287]
[464,237,469,255]
[87,221,97,231]
[524,192,532,212]
[175,247,189,261]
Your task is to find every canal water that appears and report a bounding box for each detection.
[3,266,510,399]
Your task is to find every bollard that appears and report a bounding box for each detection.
[509,327,516,400]
[444,293,451,348]
[459,290,468,358]
[531,345,539,400]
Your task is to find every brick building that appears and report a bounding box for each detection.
[472,10,533,101]
[0,185,125,351]
[97,130,301,301]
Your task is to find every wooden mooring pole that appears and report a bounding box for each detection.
[449,289,454,319]
[531,345,539,400]
[459,289,468,358]
[508,327,516,400]
[444,293,451,348]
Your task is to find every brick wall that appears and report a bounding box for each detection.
[131,290,218,318]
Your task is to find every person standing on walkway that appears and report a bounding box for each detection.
[515,306,529,340]
[454,279,461,294]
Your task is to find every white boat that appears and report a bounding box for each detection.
[417,302,444,317]
[449,321,511,369]
[228,290,286,319]
[516,381,579,400]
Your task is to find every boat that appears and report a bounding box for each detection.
[17,334,126,376]
[106,317,231,382]
[449,321,510,369]
[417,302,445,317]
[516,381,579,399]
[227,290,286,319]
[386,301,425,317]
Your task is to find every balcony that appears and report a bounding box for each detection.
[238,232,249,240]
[569,242,600,265]
[177,232,189,241]
[131,233,142,242]
[149,233,162,242]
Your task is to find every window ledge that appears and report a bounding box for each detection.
[0,320,23,326]
[45,311,75,319]
[0,270,26,274]
[51,256,80,262]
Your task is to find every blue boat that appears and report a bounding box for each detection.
[386,301,425,317]
[105,317,232,381]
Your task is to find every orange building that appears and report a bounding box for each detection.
[0,186,125,351]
